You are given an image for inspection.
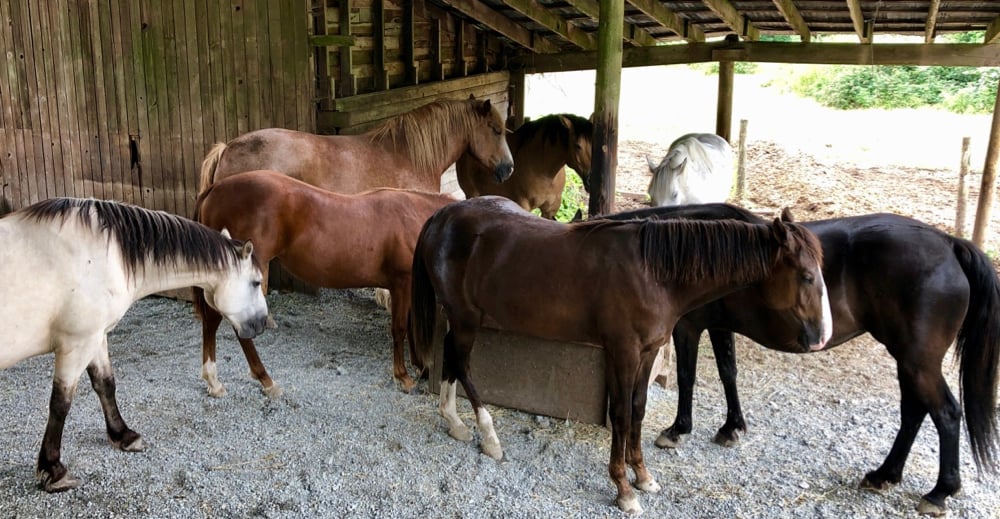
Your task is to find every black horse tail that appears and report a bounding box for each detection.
[410,227,438,373]
[953,238,1000,473]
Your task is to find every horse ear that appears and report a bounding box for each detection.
[771,217,791,247]
[572,209,584,222]
[559,115,572,130]
[241,240,254,258]
[780,207,796,223]
[220,228,232,239]
[646,155,659,172]
[468,93,476,100]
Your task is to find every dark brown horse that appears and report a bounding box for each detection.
[604,203,1000,515]
[198,97,514,195]
[194,170,456,395]
[455,113,593,218]
[409,196,832,514]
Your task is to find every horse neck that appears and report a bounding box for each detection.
[368,110,474,178]
[127,258,227,300]
[512,133,569,179]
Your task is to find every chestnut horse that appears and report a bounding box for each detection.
[455,113,593,218]
[194,170,456,396]
[1,198,268,492]
[605,203,1000,515]
[409,196,832,514]
[198,97,513,196]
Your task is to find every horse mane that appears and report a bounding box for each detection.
[513,113,594,148]
[639,219,778,285]
[365,99,491,173]
[21,198,247,278]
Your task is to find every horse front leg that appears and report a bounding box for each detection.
[389,283,416,392]
[237,336,281,398]
[198,292,228,398]
[626,347,661,496]
[860,370,928,492]
[709,328,747,446]
[87,336,144,452]
[36,342,94,492]
[606,348,642,514]
[656,322,703,448]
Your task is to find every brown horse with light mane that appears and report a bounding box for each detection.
[455,113,593,218]
[410,196,832,514]
[198,97,513,195]
[194,170,456,395]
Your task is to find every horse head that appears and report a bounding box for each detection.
[646,153,685,206]
[466,97,514,183]
[759,214,833,352]
[561,114,594,194]
[202,231,270,339]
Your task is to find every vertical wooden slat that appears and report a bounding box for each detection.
[0,0,24,208]
[76,2,107,201]
[430,16,443,82]
[402,0,417,85]
[169,0,195,216]
[255,0,275,129]
[338,0,355,98]
[116,0,146,204]
[268,0,287,128]
[194,0,218,154]
[68,1,100,199]
[956,136,971,238]
[279,1,298,128]
[313,0,334,109]
[455,18,466,77]
[32,1,64,201]
[16,0,44,202]
[94,0,125,203]
[141,0,169,211]
[233,0,249,136]
[181,0,207,203]
[208,0,227,141]
[242,0,264,129]
[220,0,239,142]
[973,75,1000,248]
[295,0,312,131]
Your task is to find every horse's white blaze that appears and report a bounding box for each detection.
[439,381,471,441]
[813,269,834,351]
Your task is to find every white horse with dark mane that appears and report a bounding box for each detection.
[647,133,734,206]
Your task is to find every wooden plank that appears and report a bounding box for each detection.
[332,70,507,111]
[181,0,206,208]
[621,0,704,42]
[373,0,388,90]
[338,0,356,98]
[208,0,228,142]
[0,0,24,208]
[972,76,1000,248]
[242,0,265,129]
[433,0,559,54]
[293,0,312,131]
[455,18,466,76]
[589,0,622,217]
[279,0,299,129]
[266,0,287,128]
[429,16,444,82]
[771,0,810,43]
[68,0,100,200]
[221,0,239,145]
[94,0,125,203]
[32,0,62,200]
[402,0,417,84]
[256,0,275,128]
[846,0,871,44]
[233,0,250,137]
[141,0,168,211]
[500,0,594,50]
[16,0,44,202]
[716,60,733,141]
[313,1,334,109]
[986,15,1000,44]
[171,0,195,216]
[114,0,144,204]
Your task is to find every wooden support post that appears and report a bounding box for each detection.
[477,30,489,73]
[338,0,356,98]
[456,19,467,77]
[956,136,971,238]
[508,68,525,130]
[373,0,388,90]
[430,18,445,82]
[313,0,334,109]
[736,119,748,201]
[716,60,734,142]
[972,77,1000,248]
[403,0,418,85]
[588,0,623,217]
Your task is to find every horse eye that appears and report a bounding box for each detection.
[252,280,262,288]
[801,273,814,285]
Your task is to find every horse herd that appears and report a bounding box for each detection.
[0,96,997,516]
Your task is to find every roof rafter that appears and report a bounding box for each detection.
[628,0,705,42]
[701,0,760,40]
[846,0,873,43]
[987,15,1000,44]
[566,0,660,46]
[434,0,561,53]
[924,0,940,43]
[498,0,596,50]
[771,0,810,43]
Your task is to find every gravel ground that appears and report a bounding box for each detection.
[2,285,998,518]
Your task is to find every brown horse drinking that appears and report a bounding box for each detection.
[194,170,456,396]
[409,196,832,514]
[198,97,513,195]
[455,113,594,218]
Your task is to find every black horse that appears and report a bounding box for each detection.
[604,203,1000,515]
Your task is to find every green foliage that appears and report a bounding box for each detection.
[555,169,587,222]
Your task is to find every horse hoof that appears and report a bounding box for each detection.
[206,384,227,398]
[398,376,417,394]
[859,476,894,492]
[712,430,740,447]
[654,431,682,449]
[616,494,643,515]
[635,478,661,494]
[448,425,472,442]
[916,498,947,517]
[262,383,283,399]
[38,471,82,493]
[481,439,503,461]
[653,374,669,388]
[265,314,278,329]
[121,435,146,452]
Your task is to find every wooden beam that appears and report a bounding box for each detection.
[771,0,810,43]
[403,0,418,84]
[338,0,356,98]
[434,0,560,53]
[716,60,733,142]
[499,0,595,50]
[589,0,623,217]
[986,15,1000,44]
[309,34,357,47]
[924,0,940,43]
[846,0,871,44]
[565,0,660,46]
[701,0,760,40]
[626,0,705,42]
[517,42,1000,73]
[972,76,1000,247]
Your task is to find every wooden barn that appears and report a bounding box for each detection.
[4,1,1000,225]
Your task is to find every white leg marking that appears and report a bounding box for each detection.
[201,360,227,398]
[476,407,503,460]
[439,381,471,441]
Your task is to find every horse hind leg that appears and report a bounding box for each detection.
[708,328,747,447]
[37,341,97,492]
[438,329,472,441]
[198,297,229,397]
[388,284,416,392]
[88,336,144,452]
[626,347,661,496]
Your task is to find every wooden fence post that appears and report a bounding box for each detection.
[956,136,971,238]
[736,119,748,201]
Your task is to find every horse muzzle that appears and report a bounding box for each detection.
[235,313,270,339]
[493,162,514,184]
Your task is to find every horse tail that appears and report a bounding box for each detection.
[409,229,438,372]
[952,237,1000,472]
[199,142,227,196]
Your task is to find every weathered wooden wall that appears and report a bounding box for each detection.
[0,0,312,216]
